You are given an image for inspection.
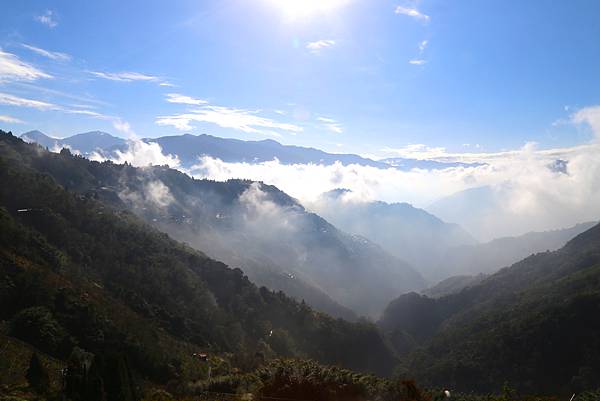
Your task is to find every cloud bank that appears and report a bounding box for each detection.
[185,140,600,240]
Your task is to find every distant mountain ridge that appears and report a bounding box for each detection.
[20,130,479,171]
[21,130,125,155]
[310,189,478,283]
[432,221,597,279]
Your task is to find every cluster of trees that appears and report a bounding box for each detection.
[193,358,433,401]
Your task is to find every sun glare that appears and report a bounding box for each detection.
[268,0,350,19]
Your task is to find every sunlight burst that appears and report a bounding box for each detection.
[267,0,350,19]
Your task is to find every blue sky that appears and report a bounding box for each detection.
[1,0,600,157]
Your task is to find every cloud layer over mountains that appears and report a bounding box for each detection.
[21,119,600,242]
[188,142,600,240]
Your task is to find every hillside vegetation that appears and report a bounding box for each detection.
[0,131,396,399]
[14,131,425,318]
[379,220,600,394]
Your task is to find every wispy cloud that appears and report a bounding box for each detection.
[89,70,160,82]
[157,102,303,134]
[35,10,58,28]
[318,117,343,134]
[381,144,448,160]
[0,49,52,83]
[0,115,24,124]
[0,92,56,110]
[62,108,137,138]
[22,44,71,62]
[306,39,336,52]
[409,39,429,65]
[395,6,430,21]
[165,93,207,105]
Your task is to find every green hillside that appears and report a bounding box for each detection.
[380,220,600,394]
[0,131,396,399]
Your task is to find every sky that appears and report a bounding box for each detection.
[2,0,600,158]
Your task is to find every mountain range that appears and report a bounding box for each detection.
[429,221,597,280]
[16,131,427,318]
[21,130,593,289]
[309,189,478,282]
[20,130,478,170]
[0,130,398,393]
[4,129,600,396]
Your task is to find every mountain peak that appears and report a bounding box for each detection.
[21,130,56,140]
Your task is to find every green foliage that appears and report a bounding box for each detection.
[10,307,71,357]
[192,359,432,401]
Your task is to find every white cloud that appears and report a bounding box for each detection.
[112,118,136,137]
[0,92,56,110]
[155,114,194,131]
[165,93,207,105]
[419,40,428,53]
[90,140,181,168]
[22,44,71,62]
[409,59,427,65]
[35,10,58,28]
[63,107,138,140]
[395,6,430,21]
[89,71,160,82]
[572,105,600,139]
[144,180,175,207]
[186,141,600,241]
[0,115,24,124]
[0,49,52,83]
[156,104,303,134]
[318,117,343,134]
[306,39,336,52]
[381,144,448,160]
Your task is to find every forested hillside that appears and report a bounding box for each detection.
[379,222,600,394]
[0,131,397,398]
[10,131,425,318]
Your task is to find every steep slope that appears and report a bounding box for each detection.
[6,131,425,318]
[311,189,477,282]
[421,273,488,298]
[379,222,600,394]
[0,130,397,389]
[433,222,597,279]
